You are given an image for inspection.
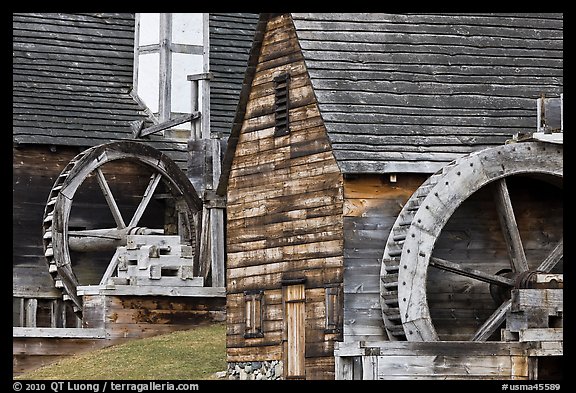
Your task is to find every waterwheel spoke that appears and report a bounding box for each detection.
[472,299,511,341]
[537,237,563,273]
[95,168,126,229]
[128,173,162,227]
[430,257,514,287]
[492,178,529,272]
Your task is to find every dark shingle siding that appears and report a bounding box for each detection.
[291,13,563,174]
[209,13,259,136]
[13,13,141,144]
[12,13,188,169]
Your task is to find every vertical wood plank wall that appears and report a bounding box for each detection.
[343,174,427,342]
[226,14,344,380]
[13,146,82,301]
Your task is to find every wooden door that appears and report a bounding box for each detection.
[285,283,305,379]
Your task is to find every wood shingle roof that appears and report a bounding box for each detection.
[290,13,563,174]
[220,12,563,185]
[12,13,188,168]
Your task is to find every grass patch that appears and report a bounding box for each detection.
[16,323,226,380]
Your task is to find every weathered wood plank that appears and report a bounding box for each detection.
[13,327,106,338]
[228,188,342,222]
[228,229,342,253]
[77,285,225,297]
[511,288,563,312]
[492,178,529,272]
[228,171,342,205]
[228,266,343,294]
[518,328,563,342]
[227,256,342,280]
[227,240,343,268]
[375,354,526,378]
[228,155,340,191]
[226,344,283,363]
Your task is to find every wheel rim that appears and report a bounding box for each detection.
[42,141,202,315]
[380,142,563,341]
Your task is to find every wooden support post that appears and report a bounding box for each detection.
[187,73,213,142]
[335,355,353,380]
[51,299,66,328]
[198,206,211,281]
[25,298,37,328]
[209,134,225,287]
[190,79,200,140]
[210,207,225,287]
[158,13,172,122]
[362,355,377,380]
[14,298,24,327]
[352,356,363,380]
[187,65,222,287]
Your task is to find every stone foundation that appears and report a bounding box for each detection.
[227,360,283,380]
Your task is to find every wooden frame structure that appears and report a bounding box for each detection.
[219,13,563,380]
[13,12,259,376]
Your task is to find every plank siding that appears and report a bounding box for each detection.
[343,175,427,343]
[13,146,85,299]
[335,341,532,380]
[209,13,259,136]
[226,14,344,379]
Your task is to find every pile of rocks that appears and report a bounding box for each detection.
[227,360,283,380]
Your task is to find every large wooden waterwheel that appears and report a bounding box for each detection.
[380,141,563,341]
[42,141,203,316]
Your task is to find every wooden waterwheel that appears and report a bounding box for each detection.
[380,141,563,341]
[42,141,203,316]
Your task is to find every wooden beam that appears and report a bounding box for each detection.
[519,328,563,342]
[135,113,201,138]
[13,327,106,339]
[430,257,514,286]
[128,173,162,227]
[158,13,172,122]
[472,299,511,341]
[492,178,529,273]
[538,237,563,272]
[76,284,225,297]
[25,299,38,328]
[95,168,126,229]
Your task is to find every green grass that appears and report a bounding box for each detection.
[15,323,227,380]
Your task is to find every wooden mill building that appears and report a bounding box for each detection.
[218,13,563,380]
[13,12,258,375]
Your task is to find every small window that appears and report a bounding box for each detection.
[325,285,342,334]
[273,73,290,137]
[244,290,264,338]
